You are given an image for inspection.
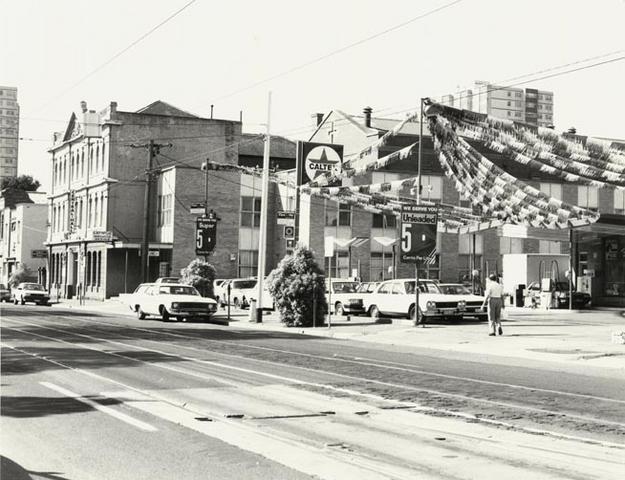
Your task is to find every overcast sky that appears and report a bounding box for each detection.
[2,0,624,192]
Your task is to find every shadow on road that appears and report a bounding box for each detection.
[1,395,121,419]
[1,456,69,480]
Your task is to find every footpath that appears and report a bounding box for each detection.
[50,299,625,375]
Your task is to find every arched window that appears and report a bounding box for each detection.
[88,197,93,227]
[99,194,105,227]
[80,150,85,178]
[94,196,99,226]
[101,142,106,172]
[86,252,92,286]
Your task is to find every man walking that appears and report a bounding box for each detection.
[481,274,505,336]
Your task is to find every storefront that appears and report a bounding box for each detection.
[573,214,625,307]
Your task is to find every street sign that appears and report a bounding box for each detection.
[196,217,217,255]
[190,203,206,215]
[31,249,47,258]
[277,211,295,225]
[148,250,160,257]
[284,225,295,239]
[400,205,438,263]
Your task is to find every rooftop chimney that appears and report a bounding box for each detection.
[110,101,117,114]
[311,113,324,127]
[80,101,88,113]
[363,106,372,128]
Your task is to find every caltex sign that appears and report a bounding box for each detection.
[296,141,343,186]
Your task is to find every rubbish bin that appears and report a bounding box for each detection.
[248,299,257,322]
[515,284,525,307]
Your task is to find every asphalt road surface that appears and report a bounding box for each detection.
[2,305,624,480]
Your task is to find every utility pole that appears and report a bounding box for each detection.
[204,157,210,262]
[255,92,272,322]
[130,140,172,282]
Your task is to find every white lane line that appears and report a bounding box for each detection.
[39,381,157,432]
[11,312,625,405]
[5,320,625,433]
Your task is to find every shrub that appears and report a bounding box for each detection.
[180,259,216,298]
[267,246,327,327]
[8,264,35,288]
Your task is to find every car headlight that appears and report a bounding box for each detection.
[426,301,435,310]
[458,300,466,310]
[557,292,567,299]
[171,302,179,309]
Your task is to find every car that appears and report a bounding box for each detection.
[366,279,465,322]
[155,277,180,284]
[227,278,257,309]
[213,279,229,305]
[0,283,11,302]
[127,282,218,321]
[438,283,487,320]
[526,281,591,309]
[326,279,366,316]
[357,282,379,294]
[12,283,50,306]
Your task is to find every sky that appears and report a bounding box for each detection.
[2,0,624,192]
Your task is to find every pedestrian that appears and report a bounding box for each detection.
[481,273,505,336]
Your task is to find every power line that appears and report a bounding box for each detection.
[207,0,464,104]
[27,0,198,115]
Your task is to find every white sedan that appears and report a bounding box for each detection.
[128,282,218,321]
[366,279,465,323]
[438,283,487,320]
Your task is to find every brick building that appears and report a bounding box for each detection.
[0,86,19,182]
[296,107,625,307]
[47,100,295,299]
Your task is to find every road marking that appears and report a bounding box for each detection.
[39,381,157,432]
[7,320,623,436]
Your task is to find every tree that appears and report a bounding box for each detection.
[180,259,216,298]
[267,246,327,327]
[8,264,35,288]
[0,175,41,191]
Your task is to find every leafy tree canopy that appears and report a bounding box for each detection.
[180,258,216,298]
[1,175,41,192]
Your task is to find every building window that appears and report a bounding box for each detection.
[499,237,523,254]
[458,254,482,283]
[615,189,625,214]
[370,252,394,281]
[325,202,351,227]
[507,91,511,97]
[241,196,261,227]
[325,251,349,278]
[540,182,562,200]
[515,112,521,117]
[507,101,511,106]
[507,111,511,117]
[578,186,598,209]
[420,175,443,201]
[372,213,396,228]
[157,194,173,226]
[238,250,258,278]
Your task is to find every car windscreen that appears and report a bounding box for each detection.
[232,280,256,289]
[555,282,570,291]
[158,286,199,295]
[332,282,359,293]
[440,284,472,295]
[24,284,45,291]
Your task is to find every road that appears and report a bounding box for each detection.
[2,304,624,480]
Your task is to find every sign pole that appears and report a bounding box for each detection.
[415,262,419,326]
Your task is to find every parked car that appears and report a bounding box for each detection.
[213,279,229,305]
[526,281,591,309]
[155,277,180,284]
[366,279,465,322]
[127,282,217,321]
[438,283,487,320]
[0,283,11,302]
[326,279,365,316]
[227,278,266,309]
[12,283,50,306]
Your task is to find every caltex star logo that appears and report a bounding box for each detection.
[305,146,342,182]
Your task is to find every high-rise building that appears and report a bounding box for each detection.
[0,86,19,183]
[441,81,554,127]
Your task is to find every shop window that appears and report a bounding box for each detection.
[540,182,562,200]
[370,252,394,281]
[499,237,523,254]
[458,233,483,254]
[539,240,560,254]
[458,254,482,283]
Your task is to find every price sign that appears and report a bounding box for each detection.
[400,205,438,263]
[196,218,217,255]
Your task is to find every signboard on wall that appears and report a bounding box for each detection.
[295,141,343,186]
[195,217,217,255]
[400,205,438,263]
[31,249,47,258]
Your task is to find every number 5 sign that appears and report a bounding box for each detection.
[400,205,438,263]
[196,217,217,255]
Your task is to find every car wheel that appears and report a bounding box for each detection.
[161,307,170,322]
[136,307,146,320]
[335,302,345,316]
[410,305,423,324]
[369,305,380,319]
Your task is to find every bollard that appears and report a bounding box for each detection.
[249,299,257,323]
